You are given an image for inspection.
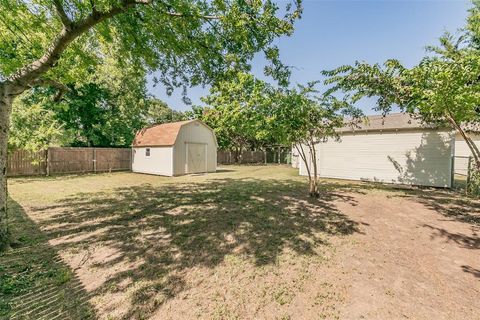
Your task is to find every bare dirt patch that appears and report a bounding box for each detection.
[329,189,479,319]
[4,166,480,319]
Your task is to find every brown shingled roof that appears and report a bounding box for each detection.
[132,120,195,147]
[338,113,434,133]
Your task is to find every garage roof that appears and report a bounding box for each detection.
[338,113,434,133]
[132,120,195,147]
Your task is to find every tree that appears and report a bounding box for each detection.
[9,58,179,149]
[323,2,480,169]
[273,84,362,196]
[9,92,66,152]
[52,83,140,147]
[195,72,276,162]
[9,90,185,150]
[0,0,302,249]
[145,98,186,125]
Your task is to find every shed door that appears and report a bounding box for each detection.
[186,143,207,174]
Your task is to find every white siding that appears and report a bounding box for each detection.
[172,121,217,175]
[291,146,300,168]
[299,130,454,188]
[454,133,480,176]
[132,147,173,176]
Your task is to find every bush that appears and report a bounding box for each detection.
[467,162,480,196]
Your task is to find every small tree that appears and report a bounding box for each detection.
[195,72,276,162]
[274,84,362,196]
[144,98,186,125]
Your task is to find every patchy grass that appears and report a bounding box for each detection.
[0,200,95,319]
[4,165,358,319]
[3,165,479,319]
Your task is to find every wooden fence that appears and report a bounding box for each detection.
[217,150,266,164]
[7,147,291,177]
[7,147,131,177]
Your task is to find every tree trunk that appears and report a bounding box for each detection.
[446,113,480,169]
[307,140,319,197]
[233,146,243,164]
[0,1,150,251]
[295,143,319,197]
[0,84,13,249]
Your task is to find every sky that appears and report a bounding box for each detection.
[147,0,471,115]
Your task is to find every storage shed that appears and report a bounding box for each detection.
[298,113,454,188]
[132,120,217,176]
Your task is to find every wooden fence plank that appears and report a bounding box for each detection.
[217,150,265,164]
[7,150,46,177]
[7,148,131,177]
[8,148,285,177]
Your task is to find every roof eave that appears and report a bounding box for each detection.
[336,126,449,134]
[131,144,174,148]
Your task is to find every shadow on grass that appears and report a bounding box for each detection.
[422,224,480,250]
[320,177,480,226]
[0,199,95,320]
[461,265,480,279]
[33,177,360,319]
[399,190,480,225]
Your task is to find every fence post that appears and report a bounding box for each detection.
[466,156,472,195]
[130,148,133,172]
[277,147,281,164]
[93,148,97,173]
[46,148,50,176]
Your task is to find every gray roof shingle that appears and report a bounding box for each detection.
[338,113,435,133]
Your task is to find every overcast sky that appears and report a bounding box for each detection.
[147,0,470,114]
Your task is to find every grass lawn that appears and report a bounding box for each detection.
[1,165,479,319]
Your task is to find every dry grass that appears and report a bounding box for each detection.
[2,165,479,319]
[3,166,358,319]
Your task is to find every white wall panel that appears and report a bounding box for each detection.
[132,147,173,176]
[299,130,453,188]
[454,133,480,176]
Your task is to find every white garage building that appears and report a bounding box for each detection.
[298,113,454,188]
[132,120,217,176]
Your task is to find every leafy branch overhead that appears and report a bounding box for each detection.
[1,0,302,93]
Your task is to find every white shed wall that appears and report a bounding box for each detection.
[291,146,300,168]
[299,130,454,188]
[454,133,480,176]
[173,121,217,175]
[132,147,173,176]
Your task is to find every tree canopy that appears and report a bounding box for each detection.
[270,83,362,195]
[193,72,276,160]
[9,88,186,150]
[1,0,302,93]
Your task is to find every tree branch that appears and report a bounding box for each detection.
[32,78,69,101]
[89,0,99,15]
[3,0,219,95]
[163,11,221,20]
[7,0,145,89]
[53,0,73,30]
[32,78,67,90]
[156,0,221,20]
